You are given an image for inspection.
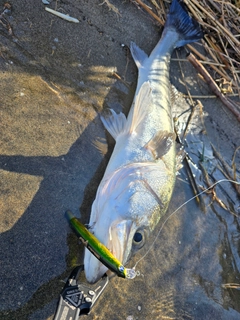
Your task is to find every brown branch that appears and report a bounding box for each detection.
[187,44,235,85]
[131,0,164,26]
[187,53,240,122]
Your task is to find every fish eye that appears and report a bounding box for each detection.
[132,229,145,249]
[133,232,143,243]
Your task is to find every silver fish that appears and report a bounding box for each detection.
[84,0,203,283]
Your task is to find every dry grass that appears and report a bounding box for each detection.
[131,0,240,120]
[183,0,240,94]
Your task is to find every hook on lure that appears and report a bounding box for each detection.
[65,210,137,280]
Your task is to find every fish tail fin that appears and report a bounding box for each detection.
[165,0,203,48]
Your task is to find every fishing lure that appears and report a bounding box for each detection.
[66,210,137,280]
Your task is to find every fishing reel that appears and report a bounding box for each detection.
[53,265,108,319]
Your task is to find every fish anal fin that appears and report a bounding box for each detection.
[130,41,148,69]
[145,130,176,160]
[100,109,127,140]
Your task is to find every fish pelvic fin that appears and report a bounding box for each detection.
[100,109,127,140]
[130,42,148,69]
[165,0,203,48]
[101,82,152,140]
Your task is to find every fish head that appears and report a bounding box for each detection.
[84,161,175,283]
[84,194,152,284]
[107,218,150,265]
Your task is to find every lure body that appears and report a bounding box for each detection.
[66,211,136,279]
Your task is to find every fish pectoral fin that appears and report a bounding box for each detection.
[130,42,148,69]
[100,109,127,140]
[144,130,176,160]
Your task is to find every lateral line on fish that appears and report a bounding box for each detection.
[132,179,240,271]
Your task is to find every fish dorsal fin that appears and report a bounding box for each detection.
[145,130,176,160]
[130,41,148,69]
[127,81,152,134]
[100,109,127,140]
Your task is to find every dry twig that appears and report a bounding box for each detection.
[130,0,240,115]
[131,0,164,25]
[187,53,240,122]
[222,283,240,289]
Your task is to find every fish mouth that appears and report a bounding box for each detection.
[84,219,133,284]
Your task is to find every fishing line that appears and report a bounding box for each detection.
[132,179,240,272]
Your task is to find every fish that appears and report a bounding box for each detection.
[84,0,203,283]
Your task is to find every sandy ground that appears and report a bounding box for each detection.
[0,1,240,319]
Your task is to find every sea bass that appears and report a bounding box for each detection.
[84,0,203,283]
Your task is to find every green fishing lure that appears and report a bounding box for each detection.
[66,210,136,280]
